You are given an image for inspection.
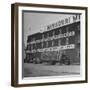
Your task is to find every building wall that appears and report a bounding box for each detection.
[26,21,80,64]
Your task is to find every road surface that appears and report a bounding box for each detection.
[23,63,80,77]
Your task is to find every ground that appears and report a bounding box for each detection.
[23,63,80,77]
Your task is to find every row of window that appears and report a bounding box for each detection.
[27,36,80,50]
[27,22,80,42]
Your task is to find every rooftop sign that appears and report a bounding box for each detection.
[47,15,80,31]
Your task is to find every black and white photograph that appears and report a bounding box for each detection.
[23,12,81,77]
[11,3,87,87]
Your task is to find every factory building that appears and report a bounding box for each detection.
[25,15,80,65]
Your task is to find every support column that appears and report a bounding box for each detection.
[46,33,49,48]
[52,30,55,47]
[42,34,44,48]
[66,27,69,45]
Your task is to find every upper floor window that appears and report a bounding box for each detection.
[49,31,53,37]
[55,29,59,35]
[77,25,80,31]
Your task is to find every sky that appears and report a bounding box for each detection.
[23,12,76,47]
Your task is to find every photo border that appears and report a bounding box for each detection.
[11,3,88,87]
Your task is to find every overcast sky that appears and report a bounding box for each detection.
[23,12,75,47]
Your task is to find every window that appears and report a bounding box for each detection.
[61,27,66,34]
[43,41,47,48]
[36,43,42,49]
[44,32,48,38]
[55,29,59,35]
[33,44,36,49]
[48,40,52,47]
[77,25,80,31]
[69,36,75,44]
[49,31,53,37]
[61,38,66,45]
[53,39,59,46]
